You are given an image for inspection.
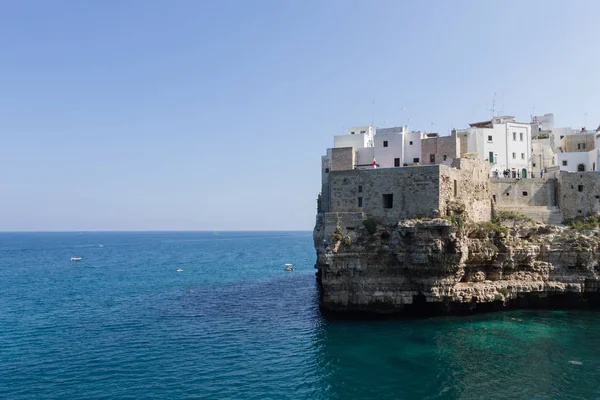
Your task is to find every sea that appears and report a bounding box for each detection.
[1,231,600,399]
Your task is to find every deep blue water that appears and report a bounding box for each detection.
[1,232,600,399]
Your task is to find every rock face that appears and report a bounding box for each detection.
[313,215,600,316]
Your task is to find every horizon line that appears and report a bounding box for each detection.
[0,229,313,233]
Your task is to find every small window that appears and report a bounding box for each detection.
[430,154,435,163]
[383,140,388,147]
[578,185,584,192]
[360,130,366,134]
[409,141,413,145]
[532,162,536,167]
[513,132,517,141]
[562,160,568,166]
[521,153,525,159]
[443,154,447,161]
[578,210,583,213]
[487,135,493,142]
[325,168,330,173]
[350,131,355,134]
[394,158,400,167]
[382,194,393,209]
[358,197,363,207]
[520,132,524,141]
[413,157,419,163]
[522,191,528,196]
[358,185,363,193]
[512,152,516,159]
[560,135,564,139]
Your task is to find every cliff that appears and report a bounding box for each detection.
[313,214,600,316]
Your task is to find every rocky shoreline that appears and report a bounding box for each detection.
[313,214,600,316]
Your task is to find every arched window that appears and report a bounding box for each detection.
[577,164,586,172]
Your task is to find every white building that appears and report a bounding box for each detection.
[333,126,374,149]
[457,116,533,177]
[557,132,600,172]
[324,124,425,170]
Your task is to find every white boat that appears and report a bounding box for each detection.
[284,263,293,271]
[99,244,104,248]
[70,257,82,262]
[177,268,184,272]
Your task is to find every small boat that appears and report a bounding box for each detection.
[176,268,184,272]
[284,263,294,271]
[70,257,82,262]
[99,244,104,248]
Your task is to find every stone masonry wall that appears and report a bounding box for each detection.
[491,178,557,208]
[331,147,355,171]
[421,132,460,165]
[439,158,491,222]
[328,166,441,224]
[558,171,600,219]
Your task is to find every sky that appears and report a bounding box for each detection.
[1,0,600,231]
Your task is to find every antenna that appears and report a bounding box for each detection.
[490,92,497,117]
[585,112,588,129]
[371,100,376,127]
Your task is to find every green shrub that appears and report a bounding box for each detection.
[498,287,509,297]
[330,226,343,242]
[565,215,600,231]
[343,236,352,247]
[362,218,378,234]
[442,214,464,228]
[496,211,534,223]
[478,221,508,236]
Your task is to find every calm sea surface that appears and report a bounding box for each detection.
[1,231,600,399]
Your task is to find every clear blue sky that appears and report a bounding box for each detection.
[1,0,599,231]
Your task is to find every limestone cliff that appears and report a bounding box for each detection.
[313,215,600,315]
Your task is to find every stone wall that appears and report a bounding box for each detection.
[328,166,441,224]
[439,158,491,222]
[558,171,600,219]
[421,132,460,165]
[490,178,557,207]
[562,134,595,152]
[331,147,355,171]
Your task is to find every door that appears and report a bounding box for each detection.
[521,168,527,179]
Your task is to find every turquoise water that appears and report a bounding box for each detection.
[1,232,600,399]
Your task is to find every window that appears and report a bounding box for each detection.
[383,140,388,147]
[394,158,400,167]
[360,130,366,134]
[358,197,363,207]
[489,152,494,163]
[533,162,536,167]
[325,168,330,173]
[409,141,413,145]
[358,185,363,193]
[382,194,393,208]
[522,191,528,196]
[578,143,586,150]
[350,131,355,134]
[413,157,420,163]
[521,153,525,160]
[520,132,524,141]
[513,132,517,141]
[487,135,493,142]
[562,160,568,166]
[430,154,435,163]
[443,154,447,161]
[560,135,564,139]
[578,185,584,192]
[512,152,516,159]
